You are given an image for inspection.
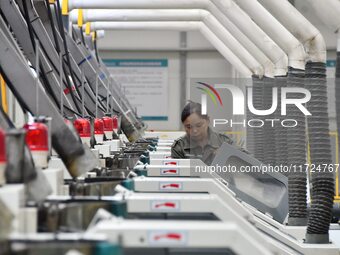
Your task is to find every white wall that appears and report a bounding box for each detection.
[98,30,237,131]
[101,50,182,131]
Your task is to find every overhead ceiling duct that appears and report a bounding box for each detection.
[232,0,306,70]
[71,9,274,77]
[258,0,326,63]
[72,10,267,77]
[66,0,287,76]
[88,21,253,77]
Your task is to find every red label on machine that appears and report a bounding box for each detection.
[159,182,182,190]
[154,233,181,241]
[148,231,187,246]
[160,168,179,175]
[163,161,178,166]
[64,86,76,95]
[151,201,180,211]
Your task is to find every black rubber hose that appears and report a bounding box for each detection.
[246,84,254,155]
[305,62,334,243]
[251,75,265,162]
[262,77,276,165]
[336,51,340,177]
[274,75,288,168]
[286,67,307,226]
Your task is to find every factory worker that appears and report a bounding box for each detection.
[171,101,234,165]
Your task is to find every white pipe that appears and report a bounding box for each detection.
[69,9,203,22]
[258,0,326,63]
[68,0,208,10]
[91,22,199,31]
[211,0,287,75]
[71,10,265,76]
[67,0,287,76]
[89,21,253,77]
[72,10,274,77]
[304,0,340,33]
[96,30,105,39]
[202,14,264,76]
[233,0,306,70]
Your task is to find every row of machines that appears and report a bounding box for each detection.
[1,122,340,255]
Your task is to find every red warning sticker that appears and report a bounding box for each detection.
[151,200,180,211]
[159,182,183,190]
[148,230,187,246]
[163,161,179,166]
[160,168,179,176]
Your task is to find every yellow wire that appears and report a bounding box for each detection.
[62,0,68,15]
[85,22,91,35]
[77,9,83,28]
[0,75,8,114]
[330,132,339,198]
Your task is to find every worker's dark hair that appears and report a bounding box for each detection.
[181,101,209,123]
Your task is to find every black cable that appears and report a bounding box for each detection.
[1,62,80,120]
[45,1,96,117]
[63,105,82,117]
[70,29,117,114]
[52,3,61,31]
[39,67,61,107]
[22,0,59,106]
[22,0,36,52]
[55,0,83,113]
[0,65,30,116]
[3,3,84,119]
[44,0,61,54]
[98,95,120,114]
[49,2,111,116]
[79,26,86,45]
[21,0,77,116]
[0,105,15,129]
[94,32,100,63]
[71,24,115,115]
